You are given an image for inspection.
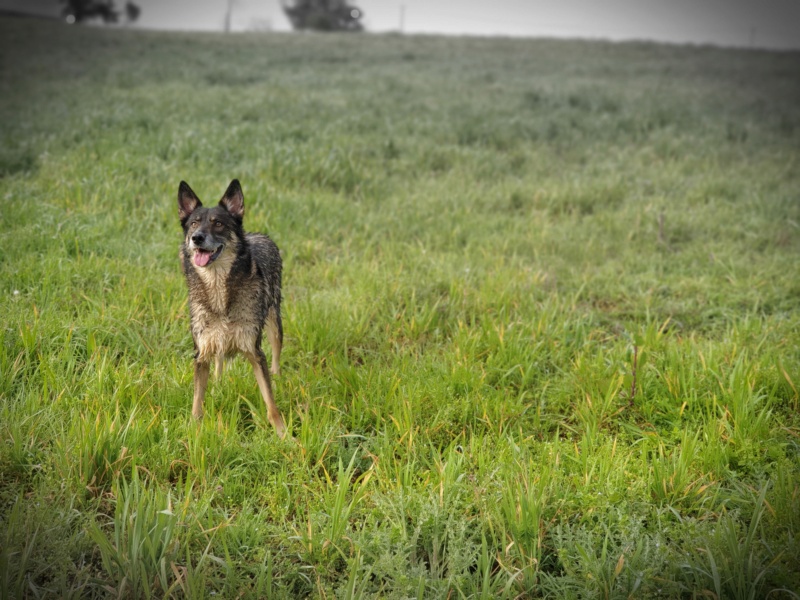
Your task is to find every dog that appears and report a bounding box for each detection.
[177,179,286,438]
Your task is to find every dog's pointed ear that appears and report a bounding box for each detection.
[219,179,245,219]
[178,181,202,225]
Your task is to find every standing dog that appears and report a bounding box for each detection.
[177,179,286,438]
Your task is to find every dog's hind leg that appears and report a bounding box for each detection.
[246,349,286,438]
[266,306,283,376]
[215,355,224,378]
[192,360,210,420]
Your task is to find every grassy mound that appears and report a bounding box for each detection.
[1,16,799,598]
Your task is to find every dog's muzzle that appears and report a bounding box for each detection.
[193,246,222,267]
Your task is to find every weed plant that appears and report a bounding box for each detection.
[1,16,799,598]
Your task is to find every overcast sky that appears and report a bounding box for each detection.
[4,0,800,49]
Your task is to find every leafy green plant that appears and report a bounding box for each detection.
[0,501,36,600]
[497,462,551,594]
[88,469,181,598]
[677,485,790,600]
[292,451,372,563]
[54,409,137,494]
[650,430,714,510]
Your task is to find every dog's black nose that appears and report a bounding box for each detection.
[191,232,205,245]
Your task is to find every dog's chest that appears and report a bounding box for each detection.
[189,274,261,361]
[195,267,230,314]
[192,313,257,361]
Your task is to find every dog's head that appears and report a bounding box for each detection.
[178,180,245,269]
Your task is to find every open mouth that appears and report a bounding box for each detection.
[193,245,223,267]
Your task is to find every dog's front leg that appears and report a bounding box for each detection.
[192,360,210,419]
[246,350,286,438]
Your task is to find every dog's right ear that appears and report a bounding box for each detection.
[178,181,202,225]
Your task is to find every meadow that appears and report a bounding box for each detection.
[1,14,799,598]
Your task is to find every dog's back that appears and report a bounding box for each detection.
[247,232,282,320]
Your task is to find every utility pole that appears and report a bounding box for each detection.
[224,0,235,32]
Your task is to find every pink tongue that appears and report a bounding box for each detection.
[194,251,211,267]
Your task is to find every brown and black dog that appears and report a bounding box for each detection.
[177,180,286,437]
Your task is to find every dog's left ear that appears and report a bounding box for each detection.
[220,179,244,220]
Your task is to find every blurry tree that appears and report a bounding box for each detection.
[124,1,141,23]
[60,0,141,24]
[282,0,364,32]
[60,0,118,23]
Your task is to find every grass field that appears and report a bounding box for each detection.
[1,14,800,598]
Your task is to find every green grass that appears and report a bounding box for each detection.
[1,15,799,598]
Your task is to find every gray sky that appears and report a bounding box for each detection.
[4,0,800,49]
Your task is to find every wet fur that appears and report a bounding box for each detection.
[178,180,286,437]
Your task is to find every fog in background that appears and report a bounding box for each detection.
[3,0,799,49]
